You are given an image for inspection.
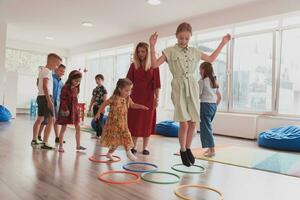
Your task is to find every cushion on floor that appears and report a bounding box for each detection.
[155,120,179,137]
[0,105,12,122]
[258,126,300,152]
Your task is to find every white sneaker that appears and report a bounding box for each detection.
[126,150,137,161]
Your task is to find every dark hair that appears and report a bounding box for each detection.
[47,53,62,61]
[65,70,82,93]
[113,78,133,96]
[200,62,219,89]
[176,22,192,36]
[95,74,104,81]
[58,64,66,69]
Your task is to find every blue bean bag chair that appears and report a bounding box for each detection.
[91,115,107,132]
[156,120,179,137]
[258,126,300,152]
[0,105,12,122]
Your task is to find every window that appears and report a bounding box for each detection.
[198,41,228,110]
[234,21,278,34]
[232,33,273,112]
[278,28,300,115]
[5,48,47,108]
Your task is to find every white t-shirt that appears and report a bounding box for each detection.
[198,77,217,103]
[37,67,53,96]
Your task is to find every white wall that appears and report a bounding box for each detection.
[66,0,300,139]
[0,21,7,105]
[70,0,300,55]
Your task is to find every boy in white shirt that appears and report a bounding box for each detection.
[31,53,62,149]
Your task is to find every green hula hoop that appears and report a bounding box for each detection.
[141,171,181,184]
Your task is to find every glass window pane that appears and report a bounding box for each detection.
[115,53,131,80]
[232,33,273,112]
[282,15,300,27]
[196,29,231,41]
[279,28,300,115]
[99,56,115,96]
[198,41,227,111]
[234,21,278,34]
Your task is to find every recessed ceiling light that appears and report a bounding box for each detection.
[81,21,94,27]
[147,0,161,5]
[45,36,54,40]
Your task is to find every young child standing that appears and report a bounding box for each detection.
[56,70,86,152]
[149,22,230,166]
[88,74,107,138]
[199,62,221,157]
[31,53,62,149]
[94,78,149,161]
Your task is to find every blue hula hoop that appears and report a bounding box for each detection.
[122,162,158,173]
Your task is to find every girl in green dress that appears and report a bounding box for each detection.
[149,22,230,166]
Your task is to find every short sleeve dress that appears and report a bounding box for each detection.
[99,95,134,150]
[163,44,202,122]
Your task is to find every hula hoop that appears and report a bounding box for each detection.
[97,170,140,184]
[171,164,206,174]
[141,171,181,184]
[174,184,224,200]
[123,162,158,173]
[89,154,121,163]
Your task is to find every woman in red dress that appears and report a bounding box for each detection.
[127,42,161,155]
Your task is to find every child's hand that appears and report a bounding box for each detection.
[47,101,54,110]
[222,34,231,44]
[60,110,70,117]
[149,32,158,46]
[94,113,100,120]
[87,110,92,117]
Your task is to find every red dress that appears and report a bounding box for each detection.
[126,63,161,137]
[56,85,80,125]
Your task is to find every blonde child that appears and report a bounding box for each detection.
[199,62,222,157]
[149,22,230,166]
[56,70,86,152]
[95,78,149,161]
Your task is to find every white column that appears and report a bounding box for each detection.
[0,21,7,105]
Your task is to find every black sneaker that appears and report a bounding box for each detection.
[186,148,195,165]
[131,149,137,154]
[41,143,55,150]
[180,150,191,167]
[142,149,150,155]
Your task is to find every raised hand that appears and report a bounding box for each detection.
[149,32,158,47]
[222,34,231,44]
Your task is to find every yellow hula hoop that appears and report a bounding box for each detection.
[174,184,224,200]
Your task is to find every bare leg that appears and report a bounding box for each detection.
[106,148,116,161]
[143,137,150,150]
[178,122,188,151]
[75,124,81,149]
[42,117,53,144]
[37,124,45,140]
[132,136,138,150]
[186,121,196,149]
[53,120,60,138]
[58,125,67,152]
[32,116,44,141]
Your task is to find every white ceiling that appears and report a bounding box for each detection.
[0,0,264,49]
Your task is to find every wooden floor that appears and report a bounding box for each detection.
[0,115,300,200]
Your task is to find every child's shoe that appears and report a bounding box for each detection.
[126,150,137,161]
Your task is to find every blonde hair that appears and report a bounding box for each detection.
[176,22,192,36]
[133,42,151,71]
